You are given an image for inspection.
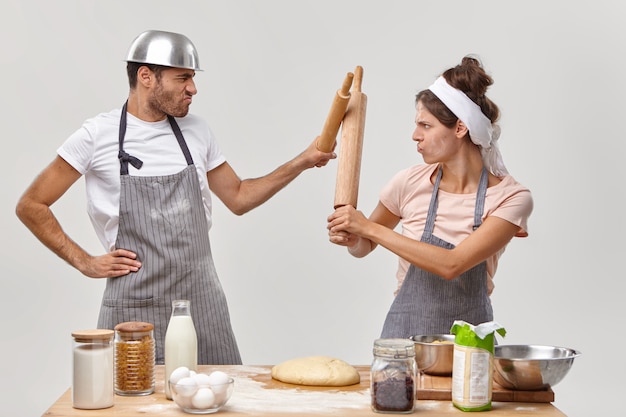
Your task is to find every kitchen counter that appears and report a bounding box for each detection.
[43,365,566,416]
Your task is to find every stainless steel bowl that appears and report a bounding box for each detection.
[125,30,202,71]
[411,334,455,376]
[493,345,581,390]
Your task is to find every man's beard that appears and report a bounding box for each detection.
[149,83,190,118]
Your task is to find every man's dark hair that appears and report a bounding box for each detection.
[126,62,166,89]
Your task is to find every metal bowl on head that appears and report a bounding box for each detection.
[411,334,455,375]
[493,345,581,391]
[125,30,202,71]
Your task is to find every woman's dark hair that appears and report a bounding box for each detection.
[416,56,500,128]
[126,62,166,89]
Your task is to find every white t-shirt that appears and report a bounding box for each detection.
[58,108,226,251]
[379,163,533,295]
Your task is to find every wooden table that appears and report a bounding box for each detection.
[43,365,566,416]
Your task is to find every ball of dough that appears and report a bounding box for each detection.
[271,356,360,386]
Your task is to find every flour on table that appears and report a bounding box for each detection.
[225,366,369,414]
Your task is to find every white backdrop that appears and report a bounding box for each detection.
[1,1,624,416]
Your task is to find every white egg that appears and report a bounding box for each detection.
[174,376,198,397]
[207,370,230,385]
[168,366,190,385]
[208,371,231,395]
[191,387,216,409]
[212,389,227,405]
[193,372,212,386]
[173,392,193,409]
[189,370,197,378]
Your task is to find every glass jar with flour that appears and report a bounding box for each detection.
[71,329,114,409]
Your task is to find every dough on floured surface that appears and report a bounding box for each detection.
[271,356,360,386]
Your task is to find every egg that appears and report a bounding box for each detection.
[207,370,230,385]
[212,389,227,406]
[193,372,212,386]
[168,366,190,385]
[191,387,216,409]
[174,376,198,397]
[173,392,193,409]
[208,371,231,395]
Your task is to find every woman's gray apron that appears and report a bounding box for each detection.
[381,166,493,338]
[97,102,242,365]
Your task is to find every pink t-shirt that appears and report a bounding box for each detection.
[379,164,533,295]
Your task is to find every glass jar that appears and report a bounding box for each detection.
[114,321,155,396]
[72,329,114,409]
[371,338,417,414]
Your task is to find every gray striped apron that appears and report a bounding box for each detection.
[381,166,492,338]
[97,102,242,365]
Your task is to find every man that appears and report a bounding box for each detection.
[15,30,335,365]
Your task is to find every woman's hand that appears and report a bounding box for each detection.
[327,205,367,247]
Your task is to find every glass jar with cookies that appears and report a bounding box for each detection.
[114,321,155,396]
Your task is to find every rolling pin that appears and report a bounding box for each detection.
[317,72,354,153]
[334,66,367,209]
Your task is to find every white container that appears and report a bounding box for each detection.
[451,344,493,410]
[450,320,506,412]
[72,329,114,409]
[164,299,198,399]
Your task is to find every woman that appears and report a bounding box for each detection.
[327,56,533,338]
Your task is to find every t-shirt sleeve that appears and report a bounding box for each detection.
[56,119,97,175]
[204,124,226,172]
[379,169,409,217]
[490,187,533,238]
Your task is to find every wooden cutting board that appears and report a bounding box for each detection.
[417,373,555,403]
[245,365,554,403]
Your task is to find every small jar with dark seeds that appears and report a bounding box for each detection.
[371,338,416,413]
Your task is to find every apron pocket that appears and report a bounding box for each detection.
[99,296,165,331]
[102,297,160,308]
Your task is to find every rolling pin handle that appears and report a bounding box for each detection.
[352,66,363,93]
[340,72,354,98]
[316,72,355,153]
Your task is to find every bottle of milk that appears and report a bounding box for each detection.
[164,299,198,399]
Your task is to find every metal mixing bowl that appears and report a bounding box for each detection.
[411,334,455,375]
[125,30,202,71]
[493,345,581,390]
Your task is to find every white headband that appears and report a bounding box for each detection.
[428,76,508,176]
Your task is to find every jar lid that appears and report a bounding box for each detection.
[114,321,154,333]
[72,329,114,342]
[373,338,415,358]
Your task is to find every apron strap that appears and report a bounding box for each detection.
[118,101,144,175]
[473,167,489,230]
[423,165,489,236]
[167,115,194,166]
[422,166,443,240]
[117,101,195,175]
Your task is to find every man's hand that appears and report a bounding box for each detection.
[79,249,141,278]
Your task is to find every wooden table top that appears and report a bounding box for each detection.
[43,365,566,416]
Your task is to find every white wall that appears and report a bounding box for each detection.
[1,1,623,416]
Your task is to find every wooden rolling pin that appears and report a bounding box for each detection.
[334,66,367,209]
[317,72,354,152]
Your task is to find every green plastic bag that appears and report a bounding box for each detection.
[450,320,507,412]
